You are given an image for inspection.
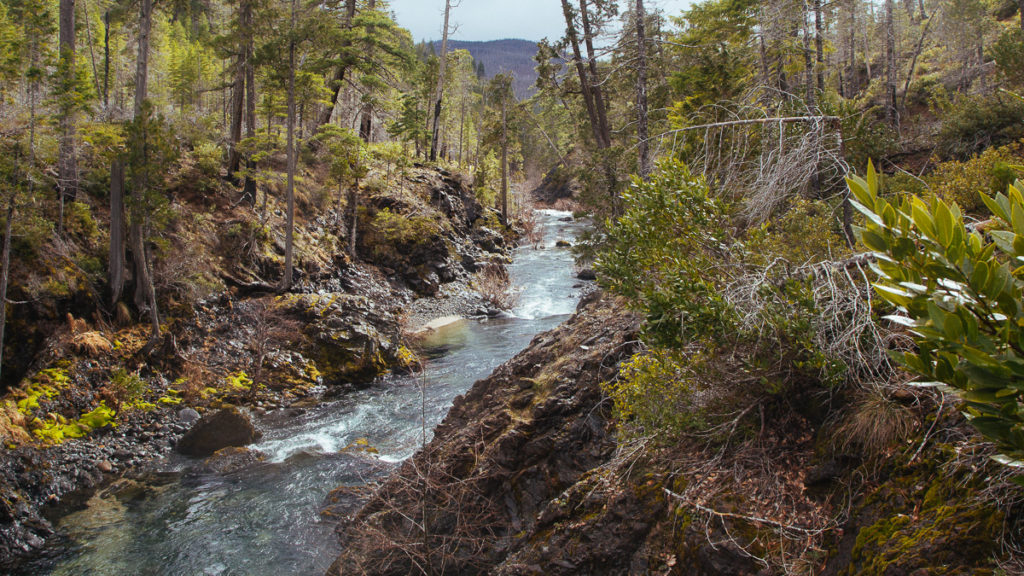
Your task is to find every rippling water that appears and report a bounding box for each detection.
[33,210,589,576]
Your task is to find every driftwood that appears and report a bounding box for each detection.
[221,273,280,297]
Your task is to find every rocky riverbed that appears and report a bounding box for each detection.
[0,165,520,571]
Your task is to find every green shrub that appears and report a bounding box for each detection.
[603,347,705,434]
[933,94,1024,159]
[990,27,1024,86]
[595,160,856,436]
[849,163,1024,462]
[926,141,1024,212]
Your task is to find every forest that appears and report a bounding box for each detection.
[1,0,1024,572]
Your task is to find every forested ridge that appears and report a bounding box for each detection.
[1,0,1024,572]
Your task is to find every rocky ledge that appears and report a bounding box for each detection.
[327,291,641,574]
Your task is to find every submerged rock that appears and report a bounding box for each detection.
[194,446,265,475]
[175,408,261,458]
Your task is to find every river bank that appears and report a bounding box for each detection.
[0,164,527,571]
[4,207,590,575]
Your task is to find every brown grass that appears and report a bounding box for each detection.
[832,386,919,458]
[72,331,113,357]
[475,264,518,310]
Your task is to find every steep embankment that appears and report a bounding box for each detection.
[0,165,513,570]
[330,292,1014,575]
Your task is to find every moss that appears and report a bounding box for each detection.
[16,366,72,416]
[226,371,253,391]
[158,396,183,405]
[847,472,1002,576]
[78,403,116,430]
[32,402,116,444]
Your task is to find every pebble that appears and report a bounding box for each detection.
[97,461,113,473]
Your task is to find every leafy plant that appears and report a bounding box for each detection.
[849,162,1024,462]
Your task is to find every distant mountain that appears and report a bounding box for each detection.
[433,38,540,99]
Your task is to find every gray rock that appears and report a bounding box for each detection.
[177,408,201,424]
[175,408,262,458]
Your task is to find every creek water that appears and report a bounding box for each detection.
[33,209,589,576]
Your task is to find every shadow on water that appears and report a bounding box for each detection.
[30,210,590,576]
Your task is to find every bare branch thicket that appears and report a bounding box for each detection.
[665,102,847,227]
[475,263,519,311]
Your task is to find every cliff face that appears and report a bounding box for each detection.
[330,292,1014,575]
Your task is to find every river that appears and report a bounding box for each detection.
[32,209,588,576]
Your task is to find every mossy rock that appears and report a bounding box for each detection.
[845,470,1002,575]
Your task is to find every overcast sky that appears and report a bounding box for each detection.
[388,0,694,43]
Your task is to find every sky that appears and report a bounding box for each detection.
[387,0,694,43]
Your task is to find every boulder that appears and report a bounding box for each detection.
[177,408,201,424]
[576,268,597,281]
[475,227,505,253]
[280,293,405,385]
[175,407,261,457]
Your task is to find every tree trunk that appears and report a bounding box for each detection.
[359,104,373,142]
[130,0,160,343]
[58,0,78,228]
[814,0,824,93]
[242,0,257,202]
[103,10,110,109]
[109,159,125,306]
[347,184,358,259]
[560,0,604,148]
[579,0,611,147]
[429,0,453,162]
[457,95,466,166]
[281,0,297,291]
[635,0,652,179]
[847,0,856,97]
[226,57,245,182]
[802,1,816,110]
[0,201,13,384]
[315,0,356,132]
[885,0,897,125]
[501,97,508,223]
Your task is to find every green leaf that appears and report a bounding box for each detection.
[935,200,954,247]
[982,193,1009,221]
[861,229,890,253]
[911,198,937,240]
[866,160,879,196]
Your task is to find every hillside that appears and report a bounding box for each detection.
[438,38,540,98]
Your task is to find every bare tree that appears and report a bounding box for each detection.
[281,0,298,291]
[429,0,454,162]
[57,0,78,234]
[635,0,652,179]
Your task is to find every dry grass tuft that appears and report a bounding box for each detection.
[72,331,113,357]
[833,386,918,458]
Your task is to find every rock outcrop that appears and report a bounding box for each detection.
[328,292,641,574]
[280,293,405,385]
[176,407,261,457]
